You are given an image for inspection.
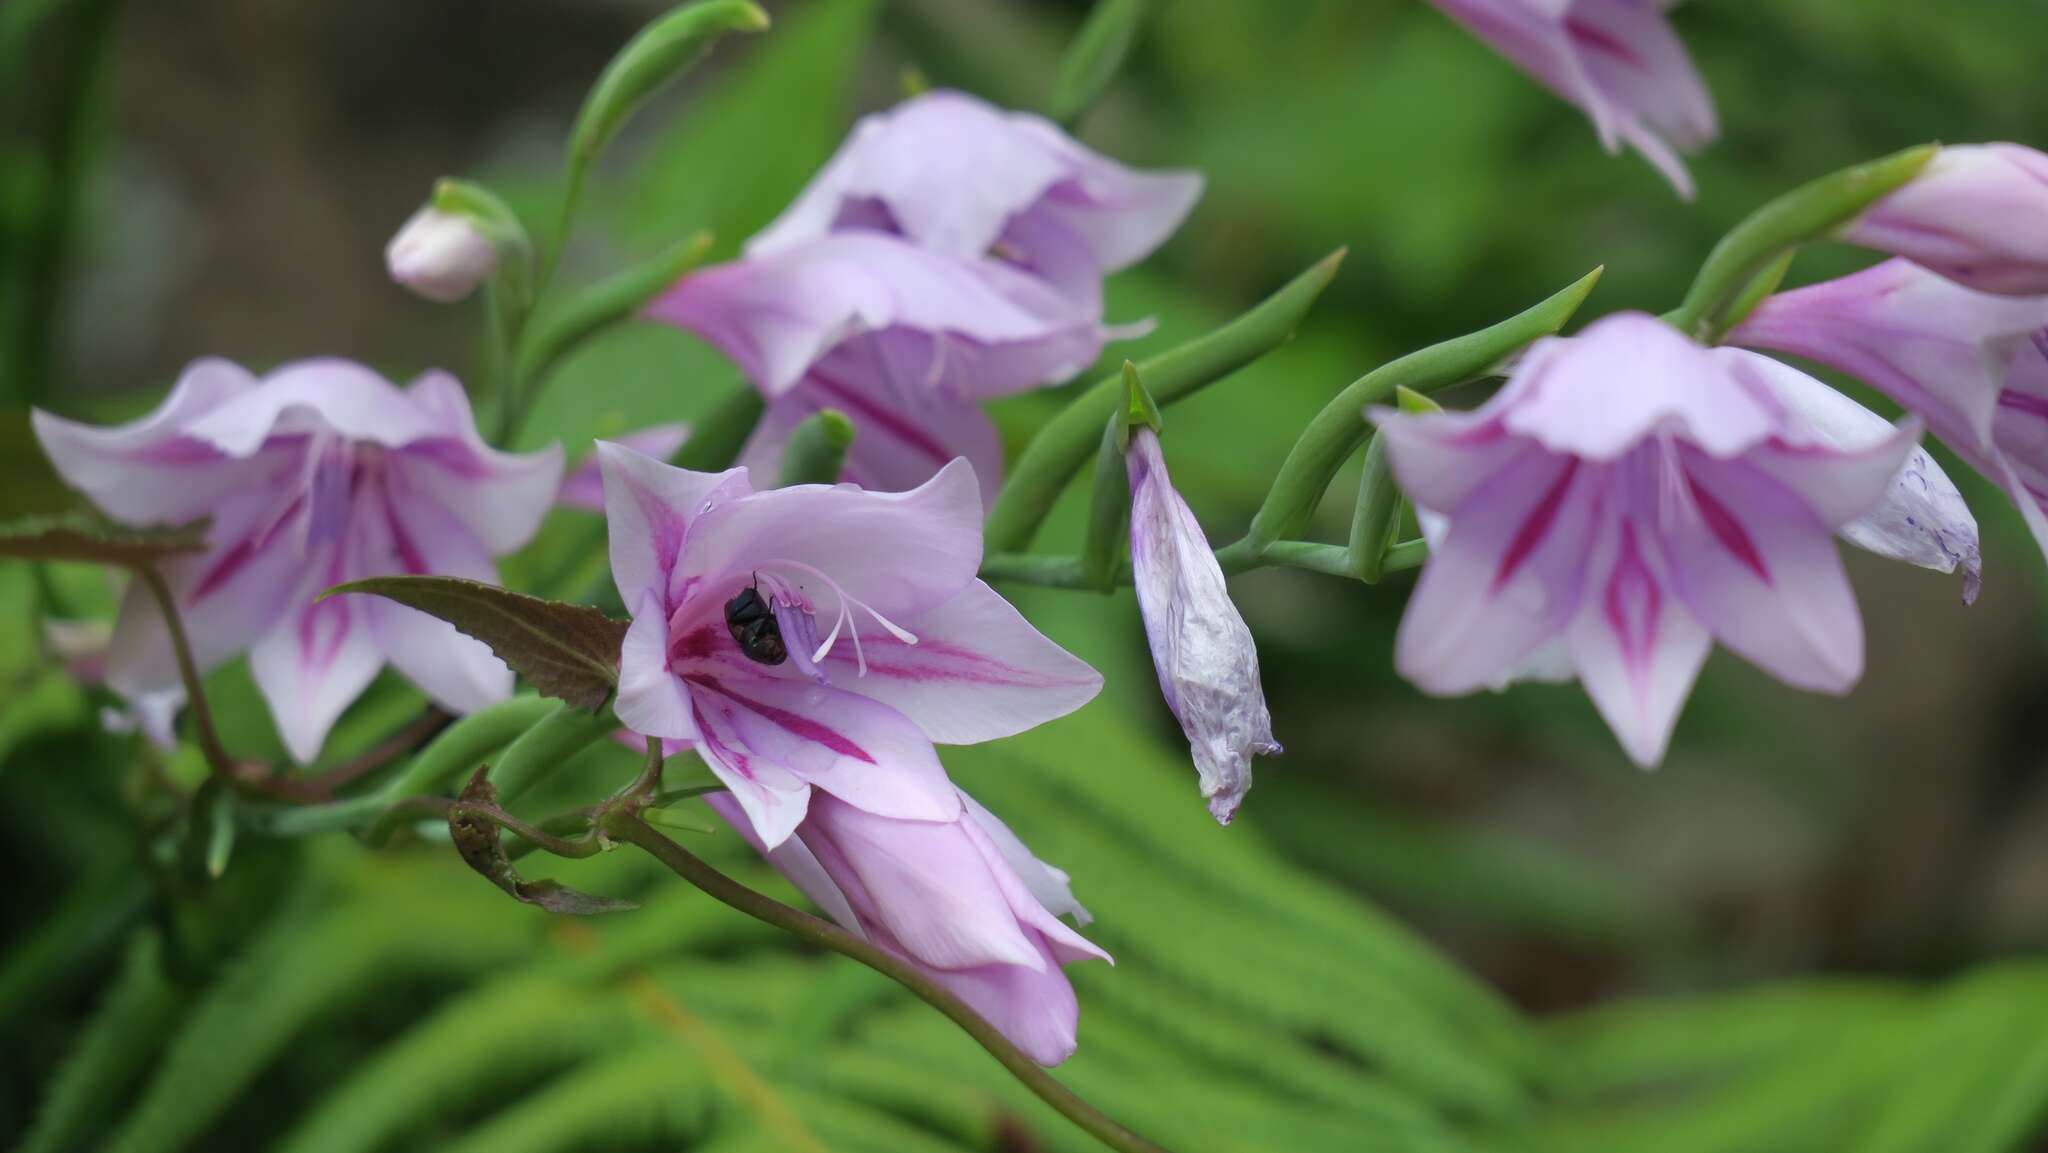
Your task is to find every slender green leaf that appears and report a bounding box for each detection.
[1049,0,1145,124]
[568,1,772,171]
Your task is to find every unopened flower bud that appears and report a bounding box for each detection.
[385,206,499,303]
[1126,426,1279,824]
[1843,144,2048,297]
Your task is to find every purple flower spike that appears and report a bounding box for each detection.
[1374,314,1918,767]
[1126,428,1279,824]
[1426,0,1717,197]
[33,359,564,762]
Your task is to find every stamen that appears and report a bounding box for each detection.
[751,557,919,679]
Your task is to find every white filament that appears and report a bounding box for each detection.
[754,559,917,677]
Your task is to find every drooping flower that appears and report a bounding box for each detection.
[33,358,564,762]
[598,443,1101,848]
[708,787,1109,1066]
[1425,0,1717,197]
[647,89,1201,500]
[1840,144,2048,297]
[1730,259,2048,562]
[1125,427,1279,824]
[558,423,690,511]
[386,206,500,303]
[647,234,1104,505]
[747,89,1203,303]
[1372,313,1918,766]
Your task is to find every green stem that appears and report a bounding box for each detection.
[487,701,620,802]
[380,693,558,800]
[248,694,577,839]
[1347,430,1401,583]
[1243,267,1602,550]
[981,536,1393,589]
[1665,144,1935,342]
[134,566,238,786]
[984,250,1346,553]
[602,810,1172,1153]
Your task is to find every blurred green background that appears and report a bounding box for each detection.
[5,1,2048,1150]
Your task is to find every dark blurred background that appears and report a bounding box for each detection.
[5,1,2048,1150]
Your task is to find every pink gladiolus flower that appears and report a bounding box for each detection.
[748,89,1202,292]
[598,443,1101,848]
[33,358,564,762]
[558,423,690,511]
[386,206,499,303]
[648,234,1103,506]
[1373,313,1918,767]
[1426,0,1717,197]
[708,788,1109,1066]
[1731,259,2048,563]
[1125,428,1279,824]
[1841,144,2048,297]
[648,89,1201,501]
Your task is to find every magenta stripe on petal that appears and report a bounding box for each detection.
[695,703,761,782]
[1565,18,1645,69]
[858,638,1080,688]
[191,537,260,603]
[687,675,877,763]
[382,492,430,575]
[669,623,723,666]
[2000,390,2048,423]
[1492,459,1579,593]
[1684,471,1772,585]
[1603,520,1664,692]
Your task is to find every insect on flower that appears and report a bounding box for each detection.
[723,581,788,666]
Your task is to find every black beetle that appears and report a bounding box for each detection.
[724,585,788,666]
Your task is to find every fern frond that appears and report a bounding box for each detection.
[272,978,635,1153]
[18,932,188,1153]
[103,880,537,1153]
[435,1046,718,1153]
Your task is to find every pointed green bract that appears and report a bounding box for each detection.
[568,1,772,173]
[1049,0,1146,125]
[778,408,856,487]
[1667,144,1937,341]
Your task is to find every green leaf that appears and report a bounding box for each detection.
[568,1,772,172]
[0,514,208,567]
[1049,0,1145,124]
[325,576,626,712]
